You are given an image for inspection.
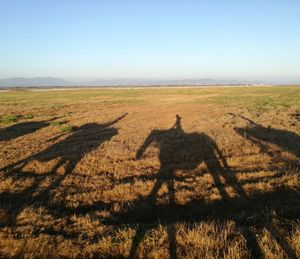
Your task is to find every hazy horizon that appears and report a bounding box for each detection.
[1,76,300,88]
[1,76,300,83]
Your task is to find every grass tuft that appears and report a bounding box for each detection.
[0,114,34,126]
[0,114,21,125]
[50,121,65,126]
[60,124,74,133]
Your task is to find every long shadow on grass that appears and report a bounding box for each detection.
[0,118,57,142]
[233,114,300,158]
[50,114,298,258]
[0,113,127,224]
[1,114,299,258]
[103,115,298,259]
[27,187,300,259]
[113,115,253,258]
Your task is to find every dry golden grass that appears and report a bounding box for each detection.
[0,87,299,258]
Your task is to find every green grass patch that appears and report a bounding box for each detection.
[60,124,74,133]
[201,87,300,111]
[0,114,35,126]
[0,114,22,125]
[50,121,65,126]
[22,114,34,119]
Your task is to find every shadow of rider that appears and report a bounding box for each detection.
[136,114,245,203]
[131,115,246,259]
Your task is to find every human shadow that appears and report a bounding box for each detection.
[121,115,247,258]
[233,114,300,159]
[0,113,127,223]
[0,118,58,142]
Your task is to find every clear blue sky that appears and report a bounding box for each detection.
[0,0,299,82]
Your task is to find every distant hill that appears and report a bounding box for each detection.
[0,77,72,87]
[0,77,267,88]
[82,78,257,86]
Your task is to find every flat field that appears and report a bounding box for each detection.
[0,86,299,258]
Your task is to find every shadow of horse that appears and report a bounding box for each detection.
[233,114,300,159]
[0,113,127,224]
[116,115,247,258]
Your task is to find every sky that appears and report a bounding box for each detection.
[0,0,299,82]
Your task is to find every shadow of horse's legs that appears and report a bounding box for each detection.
[167,178,175,205]
[205,155,247,199]
[167,223,177,259]
[147,168,172,203]
[33,158,71,202]
[129,167,178,258]
[240,223,298,259]
[266,223,298,259]
[129,224,153,258]
[129,223,177,259]
[240,226,263,259]
[205,158,230,200]
[204,155,262,258]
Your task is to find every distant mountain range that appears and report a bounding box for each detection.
[0,77,272,88]
[86,78,257,86]
[0,77,72,87]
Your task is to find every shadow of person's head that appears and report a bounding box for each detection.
[174,114,183,132]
